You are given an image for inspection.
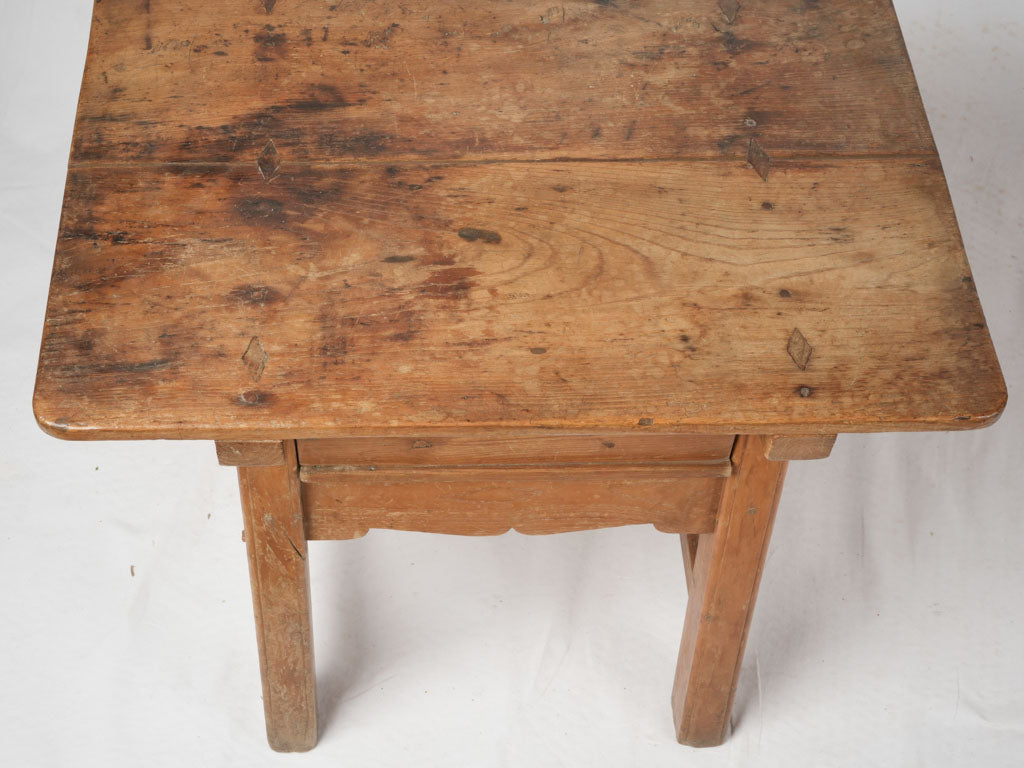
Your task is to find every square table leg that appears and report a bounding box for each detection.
[237,440,318,752]
[672,434,787,747]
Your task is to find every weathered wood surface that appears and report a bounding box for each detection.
[299,464,727,538]
[237,440,317,751]
[217,439,286,466]
[70,0,933,164]
[298,433,735,466]
[764,433,836,461]
[35,157,1005,439]
[672,433,786,747]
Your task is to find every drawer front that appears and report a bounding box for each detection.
[299,464,727,540]
[297,433,735,468]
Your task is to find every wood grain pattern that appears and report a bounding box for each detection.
[672,433,786,747]
[35,158,1005,439]
[764,433,837,461]
[300,465,727,538]
[237,440,317,751]
[71,0,933,164]
[297,433,735,466]
[217,439,286,466]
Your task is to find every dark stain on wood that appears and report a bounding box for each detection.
[365,23,400,49]
[530,347,548,355]
[638,417,655,426]
[318,131,391,156]
[67,358,177,375]
[383,255,416,263]
[253,26,287,62]
[235,197,287,226]
[284,84,351,113]
[720,29,750,55]
[457,227,502,244]
[230,285,284,305]
[420,267,481,299]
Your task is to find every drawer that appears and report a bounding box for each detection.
[299,463,729,540]
[297,433,735,468]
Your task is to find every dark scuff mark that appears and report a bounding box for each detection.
[717,134,742,153]
[318,131,391,156]
[552,185,571,193]
[229,285,283,305]
[383,255,416,263]
[762,201,775,210]
[748,137,771,181]
[420,267,480,299]
[263,0,277,12]
[66,358,176,375]
[720,29,749,54]
[637,417,654,426]
[787,328,813,370]
[253,28,286,49]
[602,441,615,448]
[412,440,433,449]
[320,333,348,362]
[390,331,416,342]
[778,288,792,298]
[365,23,400,48]
[235,197,287,227]
[285,84,350,112]
[530,347,547,355]
[458,227,502,244]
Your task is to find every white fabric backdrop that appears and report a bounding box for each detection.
[1,2,1020,765]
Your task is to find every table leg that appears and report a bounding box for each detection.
[237,440,318,751]
[672,434,787,747]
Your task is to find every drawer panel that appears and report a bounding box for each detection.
[297,433,735,468]
[300,464,727,539]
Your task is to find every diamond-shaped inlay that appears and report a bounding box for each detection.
[787,328,813,371]
[257,140,281,182]
[748,137,770,181]
[719,0,741,24]
[242,336,269,382]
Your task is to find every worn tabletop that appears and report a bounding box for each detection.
[34,0,1006,439]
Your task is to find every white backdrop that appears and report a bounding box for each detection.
[1,2,1021,766]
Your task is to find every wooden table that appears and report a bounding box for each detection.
[35,0,1006,753]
